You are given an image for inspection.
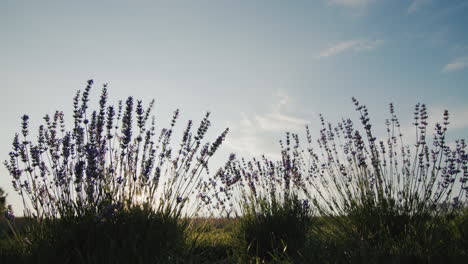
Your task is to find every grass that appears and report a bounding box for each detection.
[188,218,236,263]
[307,207,468,263]
[1,207,189,263]
[3,207,467,263]
[232,195,312,263]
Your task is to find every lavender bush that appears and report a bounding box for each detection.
[303,98,467,216]
[214,98,467,260]
[4,80,228,219]
[300,98,468,258]
[218,99,467,215]
[209,132,314,261]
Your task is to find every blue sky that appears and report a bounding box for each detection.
[2,0,468,214]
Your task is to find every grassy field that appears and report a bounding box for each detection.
[1,209,467,263]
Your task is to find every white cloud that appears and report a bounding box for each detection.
[225,92,309,159]
[317,38,382,58]
[326,0,374,8]
[408,0,432,14]
[442,56,468,72]
[254,113,309,132]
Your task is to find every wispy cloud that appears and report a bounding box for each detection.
[442,56,468,72]
[408,0,432,14]
[225,92,309,159]
[326,0,374,8]
[317,38,382,58]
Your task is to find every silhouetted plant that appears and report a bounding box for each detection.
[215,98,467,260]
[4,80,229,219]
[210,137,314,261]
[304,99,467,217]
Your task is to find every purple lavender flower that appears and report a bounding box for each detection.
[176,196,183,204]
[4,205,14,222]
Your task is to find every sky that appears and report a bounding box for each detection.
[1,0,468,214]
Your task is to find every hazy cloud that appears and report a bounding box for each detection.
[225,92,309,159]
[317,38,382,58]
[408,0,432,14]
[442,56,468,72]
